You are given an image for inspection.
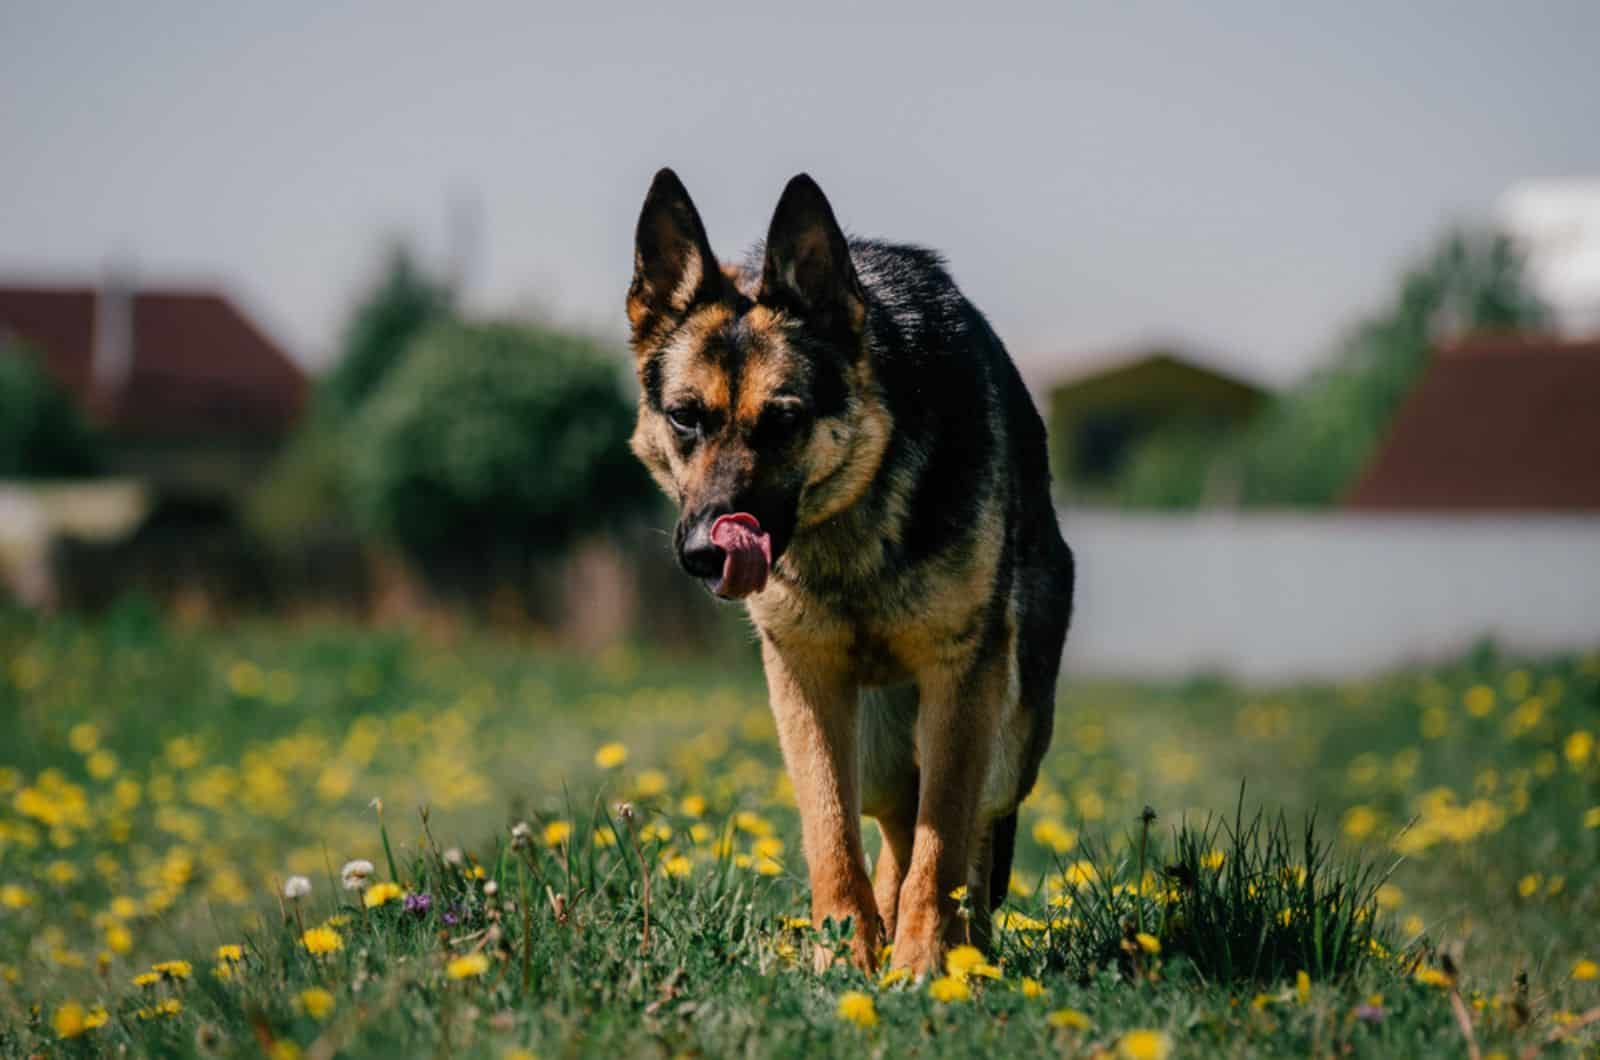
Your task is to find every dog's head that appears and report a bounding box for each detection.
[626,169,887,599]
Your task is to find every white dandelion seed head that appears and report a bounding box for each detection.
[510,822,532,848]
[340,859,375,890]
[443,847,464,866]
[482,879,499,897]
[283,875,312,899]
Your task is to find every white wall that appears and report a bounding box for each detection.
[1060,511,1600,681]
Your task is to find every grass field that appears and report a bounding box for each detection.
[2,603,1597,1058]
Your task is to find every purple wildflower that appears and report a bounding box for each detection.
[403,892,432,917]
[1354,1003,1385,1024]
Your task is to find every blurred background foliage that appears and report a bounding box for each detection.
[249,242,656,615]
[344,317,652,594]
[0,339,105,479]
[1114,228,1547,509]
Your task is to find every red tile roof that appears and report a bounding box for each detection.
[0,284,307,439]
[1345,333,1600,511]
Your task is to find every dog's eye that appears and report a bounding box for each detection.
[666,406,702,437]
[752,402,808,448]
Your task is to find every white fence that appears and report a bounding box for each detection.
[1060,511,1600,681]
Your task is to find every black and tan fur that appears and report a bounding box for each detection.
[626,168,1074,975]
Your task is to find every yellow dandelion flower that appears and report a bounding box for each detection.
[216,943,243,962]
[1062,859,1098,888]
[1571,958,1598,981]
[1566,731,1594,767]
[1200,849,1226,871]
[1047,1007,1091,1030]
[133,971,160,987]
[945,944,985,979]
[54,1002,89,1039]
[105,922,133,954]
[836,990,877,1028]
[363,881,404,908]
[680,794,707,817]
[297,987,335,1020]
[1415,966,1453,988]
[86,750,118,780]
[0,884,33,909]
[663,855,692,879]
[880,967,911,988]
[996,910,1046,932]
[301,926,342,955]
[948,885,969,902]
[1135,933,1161,955]
[1584,806,1600,830]
[269,1042,302,1060]
[1117,1029,1173,1060]
[543,820,572,846]
[635,769,669,797]
[153,959,192,980]
[594,742,628,769]
[447,952,490,980]
[734,811,773,837]
[754,856,783,876]
[928,975,971,1003]
[1021,977,1046,999]
[68,723,100,753]
[1296,970,1311,1004]
[1032,818,1078,853]
[1464,685,1496,717]
[1517,874,1541,898]
[1342,805,1379,840]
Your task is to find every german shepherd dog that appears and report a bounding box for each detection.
[626,169,1074,975]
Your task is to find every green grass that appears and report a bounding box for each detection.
[1,603,1597,1057]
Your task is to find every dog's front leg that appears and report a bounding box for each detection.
[891,657,1005,976]
[761,637,880,973]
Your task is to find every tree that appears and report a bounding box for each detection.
[251,242,452,537]
[0,342,102,479]
[344,319,653,600]
[323,243,452,420]
[1231,228,1545,507]
[1115,227,1547,509]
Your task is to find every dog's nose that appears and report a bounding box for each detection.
[678,521,725,580]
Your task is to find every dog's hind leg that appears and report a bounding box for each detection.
[860,684,920,941]
[891,652,1009,976]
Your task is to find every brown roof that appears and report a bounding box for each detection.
[1345,333,1600,511]
[0,284,306,439]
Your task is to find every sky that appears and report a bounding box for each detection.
[3,1,1598,387]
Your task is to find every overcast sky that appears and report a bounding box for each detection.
[4,1,1598,386]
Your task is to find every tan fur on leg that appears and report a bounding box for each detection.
[869,796,917,941]
[891,656,1006,975]
[761,637,881,972]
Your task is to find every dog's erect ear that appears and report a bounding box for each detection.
[759,174,865,335]
[627,168,726,345]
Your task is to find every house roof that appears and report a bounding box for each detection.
[1048,349,1268,416]
[1345,333,1600,511]
[0,284,307,439]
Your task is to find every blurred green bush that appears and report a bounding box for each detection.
[344,317,653,589]
[0,340,103,479]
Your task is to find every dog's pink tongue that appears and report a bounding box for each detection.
[709,513,772,598]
